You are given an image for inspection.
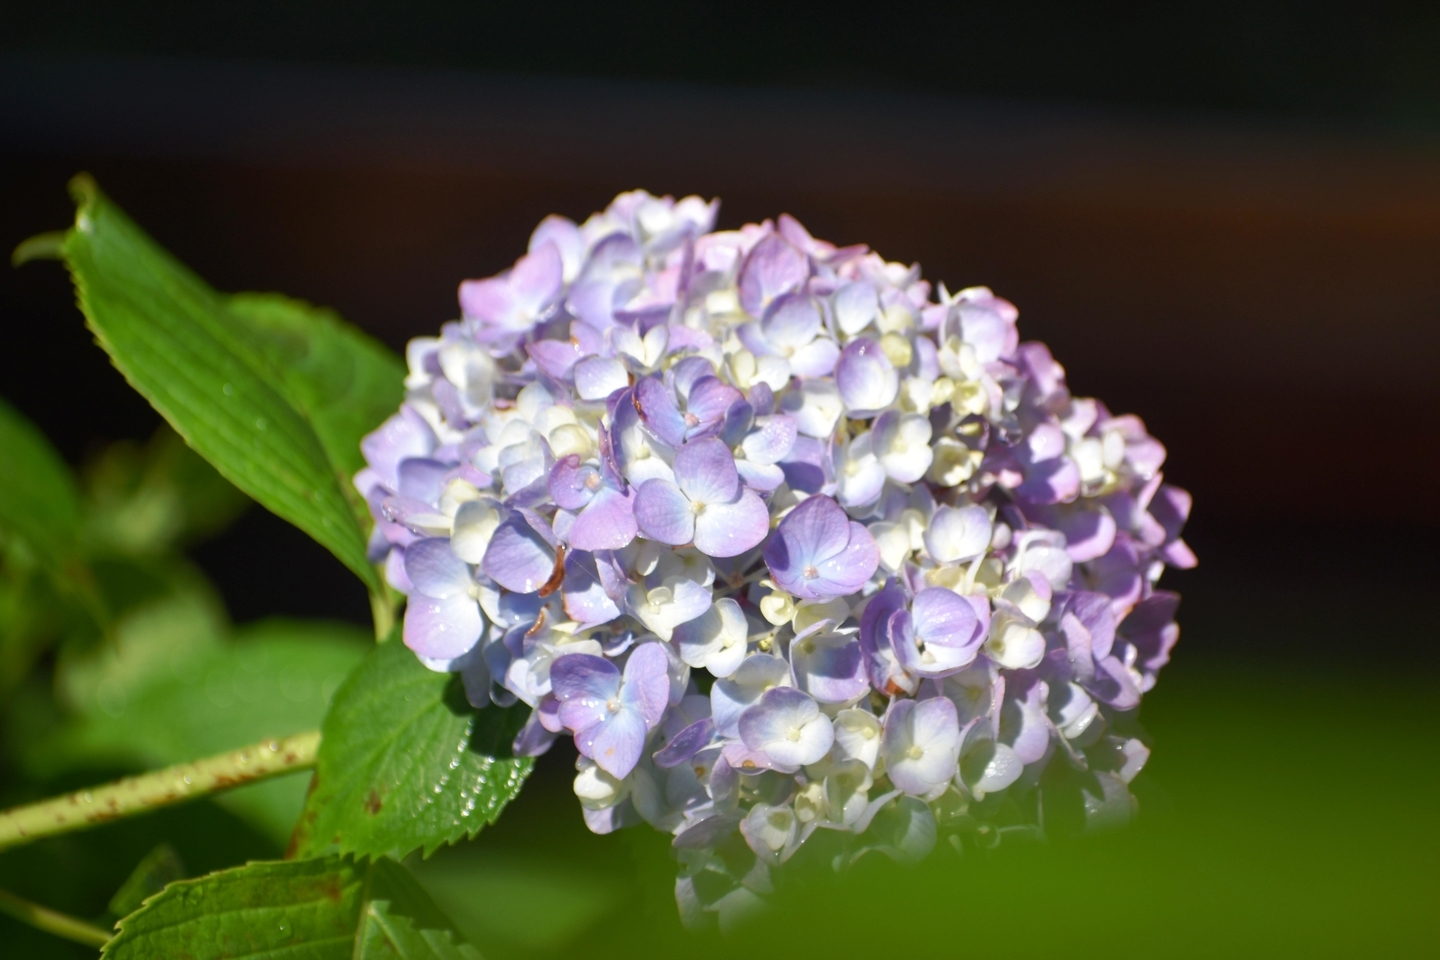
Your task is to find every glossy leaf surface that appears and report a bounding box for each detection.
[293,637,532,860]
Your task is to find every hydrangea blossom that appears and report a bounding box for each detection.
[355,190,1195,928]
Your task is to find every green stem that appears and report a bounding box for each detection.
[0,731,320,853]
[369,587,396,641]
[0,886,111,948]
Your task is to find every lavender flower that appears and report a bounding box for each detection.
[356,189,1195,926]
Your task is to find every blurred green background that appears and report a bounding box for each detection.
[2,3,1437,956]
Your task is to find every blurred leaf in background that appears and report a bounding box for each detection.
[106,844,187,921]
[81,425,249,557]
[36,611,367,843]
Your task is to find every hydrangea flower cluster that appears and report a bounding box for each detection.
[356,190,1194,926]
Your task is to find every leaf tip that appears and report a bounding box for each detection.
[11,231,66,267]
[68,172,100,208]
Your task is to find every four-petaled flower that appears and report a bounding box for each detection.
[551,642,671,779]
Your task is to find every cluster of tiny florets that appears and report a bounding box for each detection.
[356,190,1194,927]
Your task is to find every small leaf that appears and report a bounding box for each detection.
[358,859,482,960]
[102,857,479,960]
[104,856,365,960]
[293,636,533,861]
[58,175,402,593]
[108,844,187,919]
[0,394,85,577]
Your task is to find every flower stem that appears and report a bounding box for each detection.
[0,886,111,948]
[0,731,320,853]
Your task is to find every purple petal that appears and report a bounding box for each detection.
[1087,655,1142,710]
[362,406,437,491]
[562,551,623,625]
[672,356,717,398]
[749,382,776,416]
[788,337,841,378]
[738,233,807,317]
[512,710,560,758]
[549,455,600,512]
[574,356,630,401]
[508,241,565,313]
[529,216,583,277]
[720,740,798,776]
[859,579,909,687]
[956,289,1018,363]
[578,708,649,779]
[552,653,622,727]
[1018,455,1081,505]
[621,642,673,729]
[912,588,982,653]
[397,458,450,504]
[1087,536,1145,610]
[882,697,961,796]
[634,376,688,447]
[481,514,558,593]
[672,437,741,506]
[654,718,716,768]
[1117,591,1181,687]
[693,489,770,558]
[1066,591,1117,660]
[402,592,482,660]
[999,678,1051,765]
[460,243,562,330]
[762,293,821,350]
[569,486,638,551]
[742,415,797,465]
[769,495,850,571]
[685,377,744,440]
[736,460,786,493]
[779,436,830,494]
[632,478,696,546]
[738,686,833,767]
[404,538,473,599]
[810,521,881,599]
[790,631,868,703]
[526,338,586,381]
[837,337,899,414]
[833,280,878,335]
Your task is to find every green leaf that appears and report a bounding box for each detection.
[58,175,404,593]
[294,637,532,861]
[104,857,363,960]
[0,394,92,591]
[108,845,187,919]
[358,859,482,960]
[82,425,250,555]
[102,857,479,960]
[226,293,403,491]
[46,609,368,842]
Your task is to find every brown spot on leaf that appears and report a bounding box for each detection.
[365,789,383,815]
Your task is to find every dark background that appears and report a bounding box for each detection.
[2,5,1439,956]
[2,9,1440,676]
[3,3,1439,666]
